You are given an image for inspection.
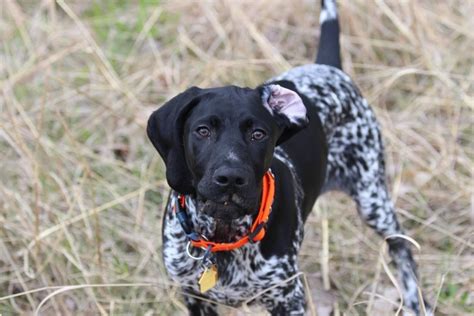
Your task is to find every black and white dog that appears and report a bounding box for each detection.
[147,1,430,314]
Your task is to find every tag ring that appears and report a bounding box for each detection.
[186,241,206,260]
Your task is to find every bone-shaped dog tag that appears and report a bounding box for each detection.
[198,264,218,293]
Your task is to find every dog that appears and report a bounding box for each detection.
[147,1,431,315]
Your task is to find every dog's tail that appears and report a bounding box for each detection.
[315,0,342,70]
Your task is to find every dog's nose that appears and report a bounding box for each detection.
[213,167,249,189]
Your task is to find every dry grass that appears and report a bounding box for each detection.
[0,0,472,315]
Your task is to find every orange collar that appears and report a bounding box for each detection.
[178,170,275,253]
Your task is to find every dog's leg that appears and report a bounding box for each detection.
[260,278,306,316]
[323,122,431,315]
[183,294,218,316]
[350,171,428,314]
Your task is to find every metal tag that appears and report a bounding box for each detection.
[198,264,218,293]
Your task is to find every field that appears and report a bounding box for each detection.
[0,0,472,315]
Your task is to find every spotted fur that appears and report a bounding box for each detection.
[163,150,307,314]
[161,64,430,315]
[271,64,431,314]
[158,1,431,314]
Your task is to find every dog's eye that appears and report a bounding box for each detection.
[196,126,211,138]
[251,129,266,141]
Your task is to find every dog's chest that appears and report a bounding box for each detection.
[162,194,296,305]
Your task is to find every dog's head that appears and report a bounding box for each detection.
[147,84,308,241]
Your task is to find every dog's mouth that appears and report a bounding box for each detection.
[198,196,249,220]
[195,196,255,243]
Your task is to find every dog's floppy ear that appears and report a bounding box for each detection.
[147,87,202,194]
[259,84,309,145]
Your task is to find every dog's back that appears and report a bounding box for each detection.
[267,2,431,312]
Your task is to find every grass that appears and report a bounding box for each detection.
[0,0,472,315]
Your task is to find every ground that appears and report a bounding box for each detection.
[0,1,472,315]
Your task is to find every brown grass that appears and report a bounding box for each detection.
[0,0,472,315]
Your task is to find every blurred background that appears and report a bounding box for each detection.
[0,0,472,314]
